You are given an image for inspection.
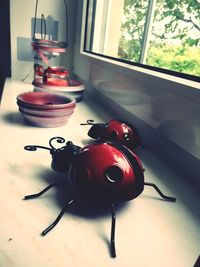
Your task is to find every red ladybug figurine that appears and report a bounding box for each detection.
[81,119,142,150]
[24,137,176,258]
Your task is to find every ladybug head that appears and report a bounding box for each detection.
[24,137,81,174]
[50,141,81,173]
[81,119,105,139]
[68,141,144,202]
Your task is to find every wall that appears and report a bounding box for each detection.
[10,0,77,81]
[73,0,200,188]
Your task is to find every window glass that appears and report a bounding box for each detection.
[84,0,200,80]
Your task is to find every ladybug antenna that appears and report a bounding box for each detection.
[80,119,97,126]
[24,136,66,152]
[24,145,51,151]
[49,136,66,149]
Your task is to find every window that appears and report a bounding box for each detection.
[84,0,200,82]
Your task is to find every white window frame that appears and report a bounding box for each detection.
[80,0,200,89]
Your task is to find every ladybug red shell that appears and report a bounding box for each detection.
[104,120,141,149]
[87,119,142,150]
[68,141,144,201]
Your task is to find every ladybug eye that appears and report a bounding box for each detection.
[124,133,130,141]
[105,166,123,183]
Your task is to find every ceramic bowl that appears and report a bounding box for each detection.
[18,105,75,117]
[33,78,85,102]
[17,91,76,127]
[21,112,72,128]
[17,91,76,109]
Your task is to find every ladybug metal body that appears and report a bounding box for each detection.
[69,141,144,201]
[24,136,176,258]
[81,119,142,150]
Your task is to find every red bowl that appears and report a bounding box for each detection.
[17,91,76,110]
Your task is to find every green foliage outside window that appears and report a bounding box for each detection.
[146,43,200,76]
[118,0,200,76]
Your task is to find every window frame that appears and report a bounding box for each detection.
[82,0,200,84]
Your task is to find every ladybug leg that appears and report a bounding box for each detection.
[144,182,176,202]
[110,203,116,258]
[24,182,64,200]
[41,198,77,236]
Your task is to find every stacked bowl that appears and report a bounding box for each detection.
[17,91,76,127]
[33,77,85,102]
[33,66,85,102]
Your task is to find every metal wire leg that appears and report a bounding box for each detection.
[24,182,64,200]
[41,199,76,236]
[144,182,176,202]
[110,203,116,258]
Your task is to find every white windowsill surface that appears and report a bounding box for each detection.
[0,79,199,267]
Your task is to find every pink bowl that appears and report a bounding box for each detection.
[17,91,76,110]
[18,105,74,117]
[33,78,85,102]
[33,78,85,91]
[17,91,76,127]
[21,112,72,127]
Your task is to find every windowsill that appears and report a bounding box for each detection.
[1,79,199,267]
